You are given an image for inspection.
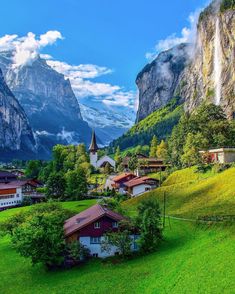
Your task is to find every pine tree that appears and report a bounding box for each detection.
[114,146,122,168]
[150,135,158,158]
[157,140,168,160]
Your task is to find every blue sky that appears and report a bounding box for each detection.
[0,0,207,108]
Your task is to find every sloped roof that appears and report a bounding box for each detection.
[0,180,35,190]
[112,173,136,183]
[64,204,125,237]
[124,176,158,188]
[89,131,99,152]
[0,170,17,178]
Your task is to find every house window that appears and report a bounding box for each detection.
[112,221,118,228]
[90,237,101,244]
[94,222,100,229]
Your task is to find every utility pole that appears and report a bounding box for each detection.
[159,169,162,186]
[163,191,166,228]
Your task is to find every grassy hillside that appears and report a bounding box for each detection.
[0,175,234,294]
[124,167,235,218]
[0,215,234,294]
[110,98,183,151]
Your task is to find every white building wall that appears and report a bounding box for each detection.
[224,151,235,163]
[97,156,116,169]
[79,235,139,258]
[132,184,152,197]
[90,152,98,168]
[0,187,22,209]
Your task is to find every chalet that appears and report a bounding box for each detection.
[200,148,235,164]
[0,182,23,210]
[64,204,139,258]
[137,157,167,175]
[122,155,167,176]
[0,180,45,209]
[0,171,17,183]
[124,176,159,197]
[112,173,137,194]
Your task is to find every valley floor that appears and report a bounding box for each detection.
[0,200,234,294]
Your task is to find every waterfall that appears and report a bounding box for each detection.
[214,17,222,106]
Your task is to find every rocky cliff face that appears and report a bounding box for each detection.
[136,43,190,122]
[180,1,235,118]
[0,69,36,158]
[136,1,235,122]
[0,52,91,157]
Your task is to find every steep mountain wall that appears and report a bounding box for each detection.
[0,52,91,158]
[136,44,190,122]
[0,69,36,159]
[136,1,235,122]
[180,2,235,118]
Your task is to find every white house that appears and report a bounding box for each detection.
[64,204,139,258]
[200,148,235,164]
[124,177,159,197]
[0,182,23,210]
[89,131,116,170]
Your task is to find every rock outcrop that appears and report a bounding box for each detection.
[136,43,190,122]
[0,52,91,158]
[0,69,36,159]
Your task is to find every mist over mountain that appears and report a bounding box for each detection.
[136,0,235,123]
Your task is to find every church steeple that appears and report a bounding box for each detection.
[89,130,99,153]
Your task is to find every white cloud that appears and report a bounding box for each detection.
[47,60,112,79]
[0,31,62,67]
[0,34,18,51]
[146,9,201,60]
[0,31,136,108]
[40,53,53,60]
[47,58,136,108]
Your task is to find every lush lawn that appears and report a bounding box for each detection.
[124,167,235,218]
[0,200,96,222]
[0,176,235,294]
[0,216,234,294]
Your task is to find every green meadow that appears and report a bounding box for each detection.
[0,168,235,294]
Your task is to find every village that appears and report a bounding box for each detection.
[1,131,235,260]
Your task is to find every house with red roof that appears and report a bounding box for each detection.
[112,173,137,194]
[0,182,23,210]
[0,179,45,209]
[0,170,17,183]
[124,177,159,197]
[64,204,139,258]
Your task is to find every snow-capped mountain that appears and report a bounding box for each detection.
[80,98,136,145]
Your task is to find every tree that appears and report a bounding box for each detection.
[137,199,162,252]
[46,172,66,199]
[65,167,88,200]
[150,135,158,158]
[25,160,43,178]
[181,133,205,167]
[128,154,138,172]
[66,241,90,262]
[114,146,122,169]
[104,162,111,175]
[6,203,72,269]
[101,220,133,257]
[157,140,168,161]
